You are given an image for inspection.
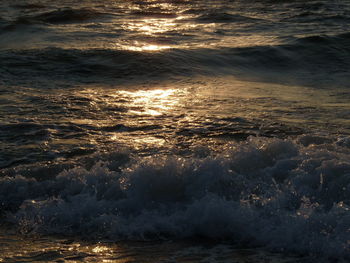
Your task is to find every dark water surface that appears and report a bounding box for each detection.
[0,0,349,262]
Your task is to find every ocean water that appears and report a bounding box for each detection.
[0,0,349,262]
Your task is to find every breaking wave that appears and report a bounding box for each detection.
[1,136,349,259]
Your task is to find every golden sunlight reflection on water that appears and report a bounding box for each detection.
[41,75,350,158]
[0,230,305,263]
[114,4,280,52]
[119,12,179,51]
[114,88,181,116]
[92,245,111,253]
[71,86,190,149]
[126,44,172,51]
[108,88,185,148]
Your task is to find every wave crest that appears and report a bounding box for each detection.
[1,31,349,86]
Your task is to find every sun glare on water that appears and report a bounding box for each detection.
[116,88,179,116]
[118,3,180,52]
[125,43,172,51]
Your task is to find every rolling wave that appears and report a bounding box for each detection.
[1,32,349,86]
[0,48,192,84]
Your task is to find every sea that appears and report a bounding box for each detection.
[0,0,349,262]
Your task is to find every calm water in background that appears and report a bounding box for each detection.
[0,0,349,262]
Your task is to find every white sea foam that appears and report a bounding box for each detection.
[1,136,349,259]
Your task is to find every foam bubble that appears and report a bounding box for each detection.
[1,136,349,259]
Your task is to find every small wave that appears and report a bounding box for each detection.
[285,12,350,24]
[131,11,178,19]
[0,16,8,27]
[182,7,207,15]
[0,122,45,132]
[1,136,349,259]
[196,12,262,23]
[101,124,162,132]
[0,122,52,144]
[11,4,46,10]
[297,32,350,45]
[13,8,107,25]
[0,48,191,84]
